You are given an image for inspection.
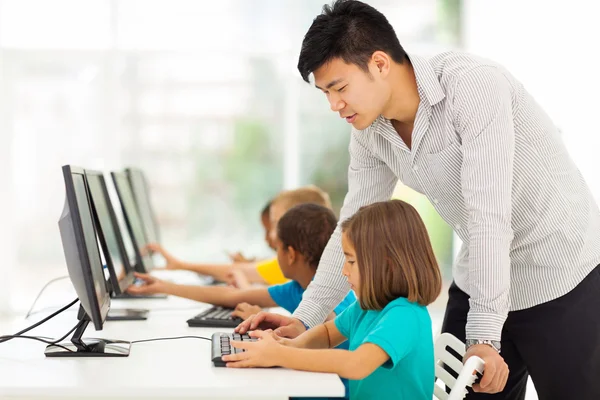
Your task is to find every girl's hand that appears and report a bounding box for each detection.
[222,330,283,368]
[250,330,293,347]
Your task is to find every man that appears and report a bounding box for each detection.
[237,1,600,398]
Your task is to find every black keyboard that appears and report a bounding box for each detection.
[211,332,258,367]
[186,306,243,328]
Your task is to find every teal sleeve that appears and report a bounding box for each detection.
[363,306,419,368]
[334,300,359,339]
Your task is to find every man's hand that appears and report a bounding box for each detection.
[126,272,167,295]
[464,344,509,394]
[235,311,307,338]
[231,302,263,320]
[145,243,181,270]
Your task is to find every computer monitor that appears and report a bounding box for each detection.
[86,170,162,306]
[111,171,155,273]
[86,170,136,295]
[126,167,160,245]
[45,165,130,357]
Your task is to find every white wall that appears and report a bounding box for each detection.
[463,0,600,197]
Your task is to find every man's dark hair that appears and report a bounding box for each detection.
[298,0,407,83]
[277,203,337,269]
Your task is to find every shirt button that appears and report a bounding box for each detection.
[433,199,439,204]
[413,165,419,172]
[455,224,461,230]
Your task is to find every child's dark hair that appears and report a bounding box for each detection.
[277,203,337,269]
[341,199,442,309]
[298,0,407,83]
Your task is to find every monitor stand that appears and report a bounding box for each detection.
[106,308,149,321]
[45,317,130,357]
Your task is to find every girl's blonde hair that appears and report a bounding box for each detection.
[341,199,442,309]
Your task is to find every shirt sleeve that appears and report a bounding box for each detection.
[453,66,515,341]
[334,300,360,340]
[333,292,357,316]
[363,306,419,369]
[256,258,288,285]
[267,281,302,314]
[293,129,398,327]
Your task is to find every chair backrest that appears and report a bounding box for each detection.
[433,333,485,400]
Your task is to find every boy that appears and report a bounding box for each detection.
[128,203,355,321]
[145,186,332,287]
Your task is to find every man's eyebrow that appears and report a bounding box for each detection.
[315,79,344,91]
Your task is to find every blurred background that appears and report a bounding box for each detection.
[0,0,598,368]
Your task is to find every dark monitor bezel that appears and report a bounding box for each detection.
[62,165,110,330]
[85,169,136,295]
[125,167,160,245]
[110,171,154,273]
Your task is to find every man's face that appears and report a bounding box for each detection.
[313,57,389,130]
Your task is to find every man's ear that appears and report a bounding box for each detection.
[371,50,391,78]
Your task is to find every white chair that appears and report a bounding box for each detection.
[433,333,485,400]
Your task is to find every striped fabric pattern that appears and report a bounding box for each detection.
[294,52,600,341]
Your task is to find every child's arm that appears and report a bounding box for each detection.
[226,330,390,380]
[282,320,346,349]
[227,268,252,289]
[127,273,277,308]
[146,243,267,284]
[177,261,264,284]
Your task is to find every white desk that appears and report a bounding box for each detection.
[0,296,345,399]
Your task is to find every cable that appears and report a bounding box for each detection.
[25,276,70,319]
[132,336,211,345]
[49,322,81,344]
[0,320,79,344]
[0,298,78,344]
[0,335,73,351]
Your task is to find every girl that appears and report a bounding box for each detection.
[223,199,443,400]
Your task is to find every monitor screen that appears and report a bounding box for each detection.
[59,166,110,329]
[112,171,154,272]
[86,172,134,293]
[127,168,160,244]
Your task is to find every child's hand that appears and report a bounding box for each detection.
[145,243,181,270]
[250,330,292,347]
[222,330,282,368]
[228,251,255,263]
[126,272,166,295]
[231,303,263,320]
[225,269,251,289]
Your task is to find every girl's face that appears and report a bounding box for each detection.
[341,232,360,294]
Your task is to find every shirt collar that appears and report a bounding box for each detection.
[408,54,445,107]
[376,54,445,155]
